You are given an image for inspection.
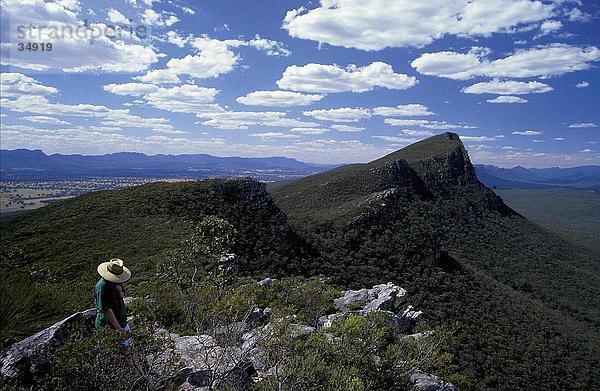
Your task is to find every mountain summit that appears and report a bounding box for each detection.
[272,132,510,223]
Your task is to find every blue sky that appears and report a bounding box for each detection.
[0,0,599,166]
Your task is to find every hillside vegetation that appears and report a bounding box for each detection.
[1,133,599,390]
[272,133,600,390]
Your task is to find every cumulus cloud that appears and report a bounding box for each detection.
[411,44,600,80]
[576,81,589,88]
[289,127,329,135]
[283,0,555,50]
[136,35,290,84]
[0,0,159,73]
[303,108,371,122]
[277,62,417,93]
[512,130,543,135]
[107,9,130,25]
[463,79,553,95]
[21,115,71,125]
[569,122,597,128]
[250,132,301,139]
[384,119,475,129]
[331,124,364,133]
[236,91,324,107]
[103,83,160,96]
[487,96,529,103]
[143,84,221,113]
[0,73,58,97]
[196,111,319,130]
[536,20,562,38]
[372,104,434,117]
[142,9,179,27]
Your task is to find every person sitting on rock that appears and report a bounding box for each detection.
[94,258,133,359]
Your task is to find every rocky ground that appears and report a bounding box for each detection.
[0,280,457,390]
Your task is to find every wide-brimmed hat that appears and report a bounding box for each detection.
[97,258,131,283]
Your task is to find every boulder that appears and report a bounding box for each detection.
[168,333,252,389]
[410,370,458,391]
[334,283,407,313]
[333,288,370,311]
[0,308,96,382]
[257,278,276,287]
[395,305,422,333]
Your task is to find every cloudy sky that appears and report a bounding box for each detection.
[0,0,599,166]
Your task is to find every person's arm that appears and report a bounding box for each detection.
[104,308,124,331]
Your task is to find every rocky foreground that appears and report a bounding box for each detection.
[0,280,457,390]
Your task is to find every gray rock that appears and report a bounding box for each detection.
[0,308,96,381]
[410,370,458,391]
[333,288,370,311]
[333,283,407,313]
[257,278,276,287]
[246,307,271,324]
[395,305,422,333]
[167,333,252,389]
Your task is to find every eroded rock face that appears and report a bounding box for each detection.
[0,308,96,382]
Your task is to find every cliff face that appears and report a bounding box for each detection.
[271,132,514,224]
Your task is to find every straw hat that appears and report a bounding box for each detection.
[97,258,131,283]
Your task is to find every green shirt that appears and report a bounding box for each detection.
[94,278,127,329]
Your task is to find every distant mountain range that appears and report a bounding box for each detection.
[475,164,600,192]
[0,149,334,181]
[2,149,599,191]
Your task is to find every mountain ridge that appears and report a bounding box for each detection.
[0,149,334,181]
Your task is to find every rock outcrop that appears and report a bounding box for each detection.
[0,308,96,382]
[0,282,456,390]
[410,370,458,391]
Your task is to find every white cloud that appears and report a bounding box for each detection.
[166,31,190,47]
[576,81,589,88]
[21,115,71,125]
[2,94,175,133]
[0,0,159,73]
[569,122,597,128]
[277,62,417,93]
[103,83,160,96]
[487,96,528,103]
[512,130,543,135]
[236,91,324,107]
[567,8,591,22]
[303,108,371,122]
[282,0,555,50]
[142,9,179,27]
[553,137,565,141]
[581,148,593,153]
[107,9,130,25]
[331,124,364,133]
[460,135,499,142]
[243,35,291,57]
[0,73,58,97]
[181,7,195,15]
[463,79,553,95]
[143,84,221,113]
[136,37,238,83]
[411,44,600,80]
[136,35,289,84]
[373,135,421,143]
[384,119,474,129]
[536,20,562,38]
[196,111,319,130]
[372,104,434,117]
[400,129,435,136]
[289,127,329,135]
[250,132,301,139]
